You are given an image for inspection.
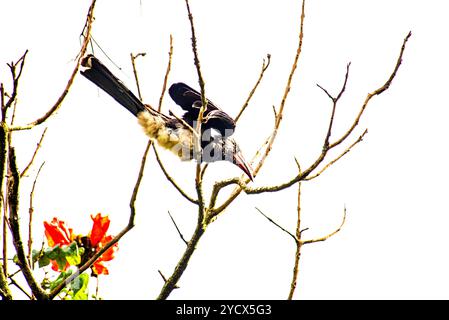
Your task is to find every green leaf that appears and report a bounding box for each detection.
[49,270,73,291]
[63,242,81,266]
[32,249,41,263]
[70,273,89,300]
[38,254,50,268]
[46,245,61,260]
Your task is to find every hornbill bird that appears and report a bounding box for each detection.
[80,54,253,180]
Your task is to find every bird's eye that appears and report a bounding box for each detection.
[192,101,202,109]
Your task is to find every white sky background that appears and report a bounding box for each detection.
[1,0,449,299]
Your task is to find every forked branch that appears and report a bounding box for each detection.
[208,30,412,202]
[329,32,412,149]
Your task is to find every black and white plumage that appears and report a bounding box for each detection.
[80,54,253,180]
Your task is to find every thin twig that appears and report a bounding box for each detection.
[95,276,99,300]
[20,127,47,178]
[255,207,297,243]
[3,51,28,118]
[235,53,271,123]
[0,84,4,118]
[318,62,351,150]
[186,0,207,165]
[130,52,147,101]
[6,268,21,279]
[158,269,167,282]
[301,206,346,245]
[200,163,209,180]
[158,270,180,289]
[158,35,173,112]
[152,146,198,205]
[10,0,97,131]
[272,105,278,123]
[184,0,206,108]
[167,211,188,245]
[9,277,32,299]
[28,162,45,268]
[305,129,368,181]
[168,110,198,139]
[288,177,302,300]
[9,98,18,127]
[329,32,411,149]
[250,131,274,165]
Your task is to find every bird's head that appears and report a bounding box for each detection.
[201,134,253,181]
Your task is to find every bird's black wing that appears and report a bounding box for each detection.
[168,82,219,111]
[168,82,236,136]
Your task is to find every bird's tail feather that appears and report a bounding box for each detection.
[81,54,145,117]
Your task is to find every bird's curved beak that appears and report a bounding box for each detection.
[233,151,254,181]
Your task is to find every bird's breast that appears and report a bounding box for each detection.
[137,111,194,161]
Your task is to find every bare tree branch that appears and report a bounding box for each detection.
[20,127,47,178]
[318,62,351,150]
[301,206,346,245]
[9,276,32,299]
[255,207,297,243]
[305,129,368,181]
[130,52,147,101]
[288,179,302,300]
[2,50,28,120]
[329,32,412,149]
[10,0,97,131]
[184,0,206,109]
[27,161,45,268]
[0,84,4,118]
[152,146,198,205]
[235,53,271,123]
[0,122,9,289]
[7,147,47,299]
[167,211,188,246]
[200,163,209,180]
[0,142,11,300]
[158,35,173,112]
[208,31,411,200]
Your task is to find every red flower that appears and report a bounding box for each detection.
[43,214,118,275]
[44,218,73,247]
[89,213,110,247]
[44,218,74,271]
[89,214,118,276]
